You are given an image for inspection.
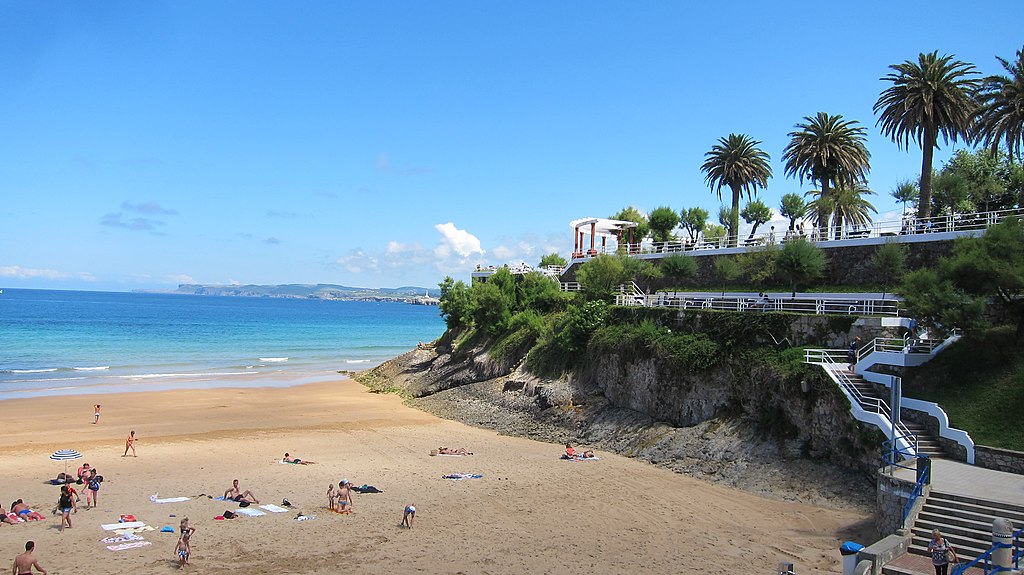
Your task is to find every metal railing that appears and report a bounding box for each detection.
[560,282,581,292]
[804,348,916,447]
[632,292,903,317]
[570,206,1024,260]
[952,526,1024,574]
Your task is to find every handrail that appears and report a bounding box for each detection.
[898,460,929,529]
[569,206,1024,260]
[948,526,1024,574]
[627,293,903,317]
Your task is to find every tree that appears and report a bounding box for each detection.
[874,51,980,219]
[703,223,727,247]
[648,206,681,244]
[736,243,778,286]
[931,169,973,216]
[701,133,772,247]
[610,206,650,249]
[740,199,773,243]
[805,183,876,237]
[940,149,1017,212]
[516,272,568,313]
[438,276,472,329]
[779,193,807,234]
[871,241,907,299]
[782,112,871,240]
[975,45,1024,162]
[679,207,709,243]
[775,239,825,296]
[661,254,698,285]
[891,179,919,217]
[538,253,567,268]
[576,254,630,302]
[713,257,741,295]
[470,281,514,336]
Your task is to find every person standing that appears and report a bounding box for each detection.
[93,404,101,424]
[847,337,861,372]
[57,486,73,532]
[85,469,100,509]
[12,541,47,575]
[927,529,957,575]
[123,430,137,457]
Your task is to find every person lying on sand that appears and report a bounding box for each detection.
[561,444,596,459]
[437,447,473,455]
[223,479,259,504]
[0,504,16,524]
[283,453,317,465]
[12,500,44,521]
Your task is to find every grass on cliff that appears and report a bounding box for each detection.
[902,326,1024,451]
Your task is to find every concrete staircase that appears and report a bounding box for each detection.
[882,490,1024,574]
[839,368,945,458]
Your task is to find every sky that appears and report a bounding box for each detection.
[1,1,1021,292]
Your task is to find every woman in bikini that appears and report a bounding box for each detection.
[123,430,138,457]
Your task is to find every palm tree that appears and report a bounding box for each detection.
[782,112,871,241]
[874,51,980,219]
[975,46,1024,163]
[806,184,877,238]
[891,179,919,216]
[701,134,772,247]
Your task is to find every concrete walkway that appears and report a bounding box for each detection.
[891,457,1024,506]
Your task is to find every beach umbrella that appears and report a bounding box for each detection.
[49,449,82,478]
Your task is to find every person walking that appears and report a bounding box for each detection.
[93,404,101,424]
[12,541,47,575]
[847,337,861,372]
[57,486,74,532]
[123,430,138,457]
[927,529,957,575]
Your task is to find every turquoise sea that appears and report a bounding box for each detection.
[0,289,446,400]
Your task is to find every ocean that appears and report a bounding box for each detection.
[0,288,446,400]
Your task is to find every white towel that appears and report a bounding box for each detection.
[102,521,145,531]
[101,534,144,544]
[234,507,266,517]
[150,494,190,504]
[259,504,289,513]
[106,541,152,551]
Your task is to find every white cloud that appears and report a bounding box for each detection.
[0,265,95,281]
[167,274,196,284]
[336,249,380,273]
[434,223,483,258]
[492,245,515,259]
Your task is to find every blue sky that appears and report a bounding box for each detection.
[1,1,1021,291]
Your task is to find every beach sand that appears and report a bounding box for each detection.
[0,378,874,574]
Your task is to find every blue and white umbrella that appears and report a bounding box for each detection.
[50,449,82,478]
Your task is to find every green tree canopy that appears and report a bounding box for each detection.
[740,199,773,242]
[871,241,907,299]
[806,183,876,235]
[610,206,650,246]
[874,51,980,219]
[576,254,631,302]
[713,257,740,295]
[779,193,807,233]
[661,254,698,285]
[679,207,709,242]
[438,276,472,329]
[538,253,567,268]
[701,133,772,247]
[891,179,919,216]
[648,205,681,243]
[775,238,825,296]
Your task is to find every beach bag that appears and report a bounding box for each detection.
[223,510,236,519]
[238,500,250,507]
[945,549,956,563]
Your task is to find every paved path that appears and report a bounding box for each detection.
[892,457,1024,506]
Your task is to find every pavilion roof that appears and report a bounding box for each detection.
[569,217,638,237]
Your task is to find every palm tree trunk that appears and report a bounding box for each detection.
[817,180,831,240]
[918,128,937,220]
[730,184,741,248]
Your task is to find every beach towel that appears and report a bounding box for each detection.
[100,534,144,544]
[102,521,145,531]
[106,541,152,551]
[233,507,266,517]
[150,494,190,504]
[5,513,24,523]
[114,525,155,536]
[437,453,471,457]
[442,473,483,480]
[562,456,601,461]
[295,514,316,522]
[352,485,383,494]
[259,504,289,513]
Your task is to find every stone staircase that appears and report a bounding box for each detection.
[839,368,945,458]
[883,490,1024,574]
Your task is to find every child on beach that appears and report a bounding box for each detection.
[175,535,189,570]
[401,504,415,529]
[86,469,100,509]
[58,486,74,532]
[123,430,138,457]
[178,517,195,567]
[326,483,336,511]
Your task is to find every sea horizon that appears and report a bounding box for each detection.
[0,288,446,400]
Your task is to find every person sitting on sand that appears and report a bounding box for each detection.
[437,447,473,455]
[223,479,259,504]
[76,463,91,483]
[283,453,317,465]
[11,500,44,521]
[563,443,576,459]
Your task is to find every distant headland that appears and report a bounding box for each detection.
[160,283,440,304]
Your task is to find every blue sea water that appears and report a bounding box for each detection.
[0,289,446,400]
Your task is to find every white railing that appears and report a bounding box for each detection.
[805,348,918,457]
[613,282,647,306]
[570,206,1024,260]
[618,291,903,317]
[854,330,962,371]
[560,282,581,292]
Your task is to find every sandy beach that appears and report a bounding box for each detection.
[0,377,874,574]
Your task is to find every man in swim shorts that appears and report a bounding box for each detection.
[223,479,259,504]
[12,541,46,575]
[283,453,317,465]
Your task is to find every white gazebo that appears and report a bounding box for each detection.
[569,217,639,258]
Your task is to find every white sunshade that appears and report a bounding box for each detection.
[569,217,638,237]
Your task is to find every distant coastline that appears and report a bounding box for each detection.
[138,282,440,304]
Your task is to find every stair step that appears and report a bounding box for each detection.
[917,510,1022,533]
[930,491,1024,516]
[924,499,1024,523]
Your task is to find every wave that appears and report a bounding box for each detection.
[259,357,289,362]
[73,366,110,371]
[345,359,372,364]
[116,371,255,380]
[9,368,59,374]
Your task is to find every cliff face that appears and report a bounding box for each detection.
[357,313,885,510]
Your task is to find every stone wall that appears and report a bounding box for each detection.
[876,467,930,536]
[899,408,969,463]
[975,446,1024,475]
